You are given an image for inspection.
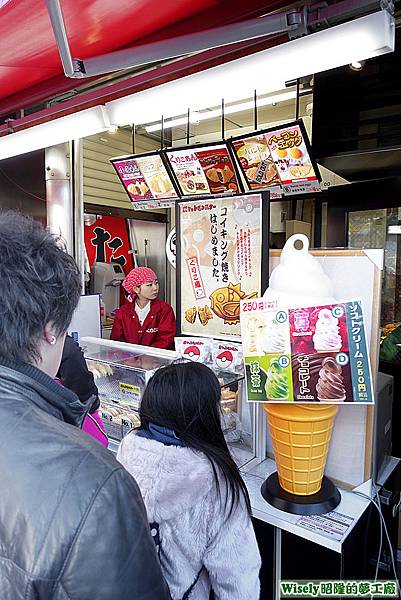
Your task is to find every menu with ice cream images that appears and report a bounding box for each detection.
[165,143,241,197]
[111,153,178,208]
[241,299,374,404]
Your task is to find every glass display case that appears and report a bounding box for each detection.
[80,337,259,469]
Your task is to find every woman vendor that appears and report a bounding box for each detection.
[111,266,176,350]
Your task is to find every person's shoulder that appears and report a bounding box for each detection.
[152,299,174,314]
[115,301,134,316]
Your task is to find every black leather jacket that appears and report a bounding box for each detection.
[0,361,170,600]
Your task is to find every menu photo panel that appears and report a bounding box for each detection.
[165,142,243,198]
[110,152,179,209]
[230,120,321,197]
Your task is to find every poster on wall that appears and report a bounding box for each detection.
[84,215,134,274]
[165,143,242,197]
[180,194,262,339]
[111,152,178,210]
[231,120,321,196]
[240,298,373,404]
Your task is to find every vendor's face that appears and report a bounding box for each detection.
[135,279,159,302]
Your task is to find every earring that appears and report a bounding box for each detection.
[50,335,57,346]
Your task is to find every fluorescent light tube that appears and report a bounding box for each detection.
[0,106,110,160]
[145,90,298,133]
[108,11,394,128]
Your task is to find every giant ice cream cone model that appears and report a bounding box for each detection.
[264,234,334,308]
[263,403,339,495]
[263,234,338,500]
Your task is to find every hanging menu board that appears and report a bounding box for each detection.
[231,121,321,196]
[165,143,242,197]
[179,194,262,339]
[111,152,178,210]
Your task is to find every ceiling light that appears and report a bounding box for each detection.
[107,11,394,128]
[349,60,366,71]
[0,106,110,161]
[145,90,298,133]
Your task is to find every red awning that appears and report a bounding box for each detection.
[0,0,295,118]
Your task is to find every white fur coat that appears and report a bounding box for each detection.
[117,433,261,600]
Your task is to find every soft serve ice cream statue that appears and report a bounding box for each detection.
[263,234,336,308]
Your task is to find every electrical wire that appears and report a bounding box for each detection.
[352,489,401,597]
[0,165,46,203]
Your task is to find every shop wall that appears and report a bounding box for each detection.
[83,129,161,210]
[0,150,46,223]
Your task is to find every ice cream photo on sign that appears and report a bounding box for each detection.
[313,308,342,353]
[262,318,289,355]
[265,359,290,401]
[316,356,346,403]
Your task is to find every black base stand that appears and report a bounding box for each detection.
[261,472,341,516]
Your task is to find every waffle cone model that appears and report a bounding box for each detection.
[264,403,339,496]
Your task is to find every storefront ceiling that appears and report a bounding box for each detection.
[0,0,296,118]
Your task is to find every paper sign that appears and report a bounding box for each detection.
[180,195,262,338]
[241,300,373,403]
[296,511,355,542]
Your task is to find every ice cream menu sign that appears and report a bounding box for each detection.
[165,144,241,197]
[231,121,321,196]
[241,299,373,404]
[111,153,178,209]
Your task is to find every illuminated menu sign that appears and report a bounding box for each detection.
[231,121,321,196]
[111,153,178,209]
[165,143,242,197]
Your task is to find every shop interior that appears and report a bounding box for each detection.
[1,21,401,598]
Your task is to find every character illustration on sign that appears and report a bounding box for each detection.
[210,282,258,325]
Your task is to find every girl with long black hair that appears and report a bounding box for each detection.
[117,361,261,600]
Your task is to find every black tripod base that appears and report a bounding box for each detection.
[261,472,341,516]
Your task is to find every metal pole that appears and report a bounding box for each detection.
[44,0,75,77]
[296,78,300,120]
[186,108,190,145]
[221,99,225,140]
[45,142,74,254]
[254,89,258,131]
[132,124,136,154]
[161,115,164,150]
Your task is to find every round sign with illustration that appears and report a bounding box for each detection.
[166,228,176,268]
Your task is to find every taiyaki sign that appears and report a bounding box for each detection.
[111,152,178,209]
[166,143,241,197]
[180,195,262,339]
[241,300,374,404]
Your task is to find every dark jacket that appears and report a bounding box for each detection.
[0,360,170,600]
[57,335,99,412]
[111,299,176,349]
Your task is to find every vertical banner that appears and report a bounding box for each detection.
[180,194,262,338]
[84,215,134,274]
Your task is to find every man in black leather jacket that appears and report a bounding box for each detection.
[0,212,170,600]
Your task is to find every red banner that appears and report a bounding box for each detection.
[84,215,134,275]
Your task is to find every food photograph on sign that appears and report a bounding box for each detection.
[111,153,178,206]
[166,144,241,197]
[231,121,321,196]
[180,195,262,338]
[231,135,282,198]
[241,299,373,404]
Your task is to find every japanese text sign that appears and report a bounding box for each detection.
[180,195,262,339]
[240,299,373,403]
